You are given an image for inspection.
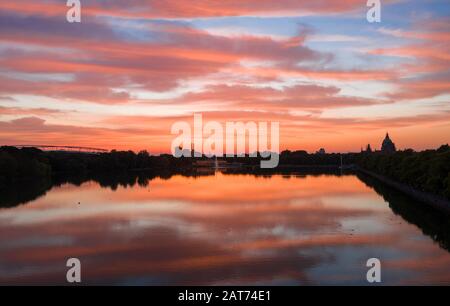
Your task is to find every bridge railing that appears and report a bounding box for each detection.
[6,145,109,154]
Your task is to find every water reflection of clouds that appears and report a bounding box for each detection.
[0,174,449,285]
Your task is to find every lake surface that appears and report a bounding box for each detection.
[1,172,449,285]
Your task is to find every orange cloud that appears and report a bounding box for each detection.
[0,3,448,153]
[370,19,450,101]
[0,0,368,19]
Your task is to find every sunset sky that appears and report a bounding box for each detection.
[0,0,449,153]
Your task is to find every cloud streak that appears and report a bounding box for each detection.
[0,1,449,152]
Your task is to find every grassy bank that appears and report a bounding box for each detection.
[357,145,450,200]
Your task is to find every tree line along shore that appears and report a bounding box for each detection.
[0,145,449,202]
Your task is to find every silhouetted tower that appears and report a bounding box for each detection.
[381,133,396,153]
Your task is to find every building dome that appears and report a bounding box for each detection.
[381,133,396,153]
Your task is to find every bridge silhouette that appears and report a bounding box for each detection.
[9,145,109,154]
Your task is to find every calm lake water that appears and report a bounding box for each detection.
[1,172,449,285]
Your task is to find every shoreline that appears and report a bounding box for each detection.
[356,166,450,214]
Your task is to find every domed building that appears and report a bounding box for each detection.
[381,133,396,153]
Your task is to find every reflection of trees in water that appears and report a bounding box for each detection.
[6,168,448,255]
[223,166,346,176]
[52,169,209,191]
[357,172,450,252]
[0,169,209,208]
[0,178,53,208]
[1,168,353,209]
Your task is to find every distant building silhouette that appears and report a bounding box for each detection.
[381,133,396,153]
[316,148,326,155]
